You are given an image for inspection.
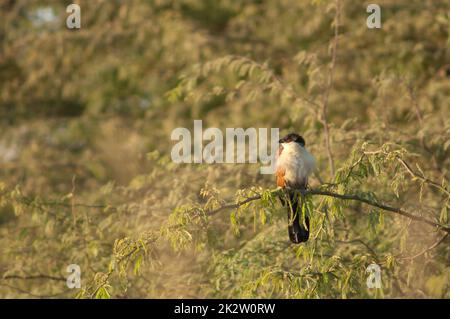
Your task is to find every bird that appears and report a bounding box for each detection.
[275,133,316,243]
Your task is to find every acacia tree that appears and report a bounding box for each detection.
[0,0,449,298]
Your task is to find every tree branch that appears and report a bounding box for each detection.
[206,188,449,233]
[88,186,449,298]
[396,157,449,196]
[1,274,66,282]
[398,233,449,261]
[320,0,340,177]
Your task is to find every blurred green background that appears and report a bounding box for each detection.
[0,0,449,298]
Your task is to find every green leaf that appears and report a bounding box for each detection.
[440,205,448,224]
[95,286,111,299]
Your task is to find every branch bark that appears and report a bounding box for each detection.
[320,0,340,177]
[207,188,449,233]
[1,274,65,281]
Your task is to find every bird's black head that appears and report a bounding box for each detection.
[279,133,305,147]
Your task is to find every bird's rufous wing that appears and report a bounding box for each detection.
[276,145,286,188]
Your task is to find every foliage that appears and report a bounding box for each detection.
[0,0,449,298]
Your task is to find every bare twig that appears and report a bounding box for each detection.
[398,233,449,261]
[406,83,424,126]
[2,274,66,281]
[396,157,449,196]
[320,0,340,177]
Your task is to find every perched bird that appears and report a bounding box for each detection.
[276,133,316,243]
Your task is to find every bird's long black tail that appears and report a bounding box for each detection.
[282,190,309,243]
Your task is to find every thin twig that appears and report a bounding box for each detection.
[2,274,66,281]
[335,239,378,259]
[406,83,424,126]
[396,157,449,196]
[398,233,449,261]
[320,0,340,177]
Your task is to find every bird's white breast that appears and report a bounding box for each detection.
[276,142,315,187]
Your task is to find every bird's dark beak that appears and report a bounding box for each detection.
[278,138,283,144]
